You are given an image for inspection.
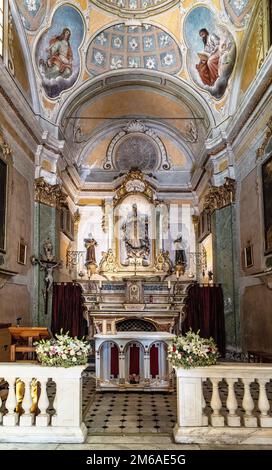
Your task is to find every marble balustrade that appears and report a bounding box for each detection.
[174,363,272,445]
[0,363,87,443]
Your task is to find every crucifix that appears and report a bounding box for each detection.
[31,238,61,315]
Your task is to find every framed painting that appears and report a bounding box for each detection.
[244,242,254,268]
[17,239,27,265]
[0,157,7,252]
[262,154,272,254]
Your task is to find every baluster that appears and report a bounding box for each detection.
[20,378,34,426]
[241,378,257,427]
[226,378,240,427]
[257,378,272,427]
[2,377,19,426]
[36,379,50,427]
[210,378,224,426]
[201,380,208,425]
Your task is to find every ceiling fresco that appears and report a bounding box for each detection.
[17,0,47,31]
[86,23,182,76]
[35,4,85,98]
[90,0,179,18]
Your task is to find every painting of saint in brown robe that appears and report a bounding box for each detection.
[196,28,220,87]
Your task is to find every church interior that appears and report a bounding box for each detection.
[0,0,272,450]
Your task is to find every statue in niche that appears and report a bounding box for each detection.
[174,235,187,275]
[121,203,150,266]
[84,236,97,265]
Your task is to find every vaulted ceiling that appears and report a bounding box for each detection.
[9,0,262,190]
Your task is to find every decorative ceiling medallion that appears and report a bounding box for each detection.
[223,0,252,27]
[86,23,182,77]
[90,0,179,19]
[104,120,170,171]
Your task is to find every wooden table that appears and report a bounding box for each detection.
[9,327,51,362]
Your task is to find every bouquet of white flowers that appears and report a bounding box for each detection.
[168,329,219,369]
[35,330,91,368]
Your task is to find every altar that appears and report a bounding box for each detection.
[73,171,197,391]
[94,331,175,391]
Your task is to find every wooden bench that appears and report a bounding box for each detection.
[9,327,51,362]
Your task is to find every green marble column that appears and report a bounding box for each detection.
[212,205,240,349]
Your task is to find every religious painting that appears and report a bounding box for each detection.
[86,23,182,77]
[36,5,84,99]
[18,0,48,32]
[262,154,272,253]
[0,157,7,252]
[184,6,236,99]
[17,239,27,265]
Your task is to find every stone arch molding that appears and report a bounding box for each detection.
[104,120,170,171]
[90,0,179,19]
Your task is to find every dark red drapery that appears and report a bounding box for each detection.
[111,344,119,377]
[150,344,159,378]
[183,284,226,356]
[51,283,87,338]
[129,344,140,375]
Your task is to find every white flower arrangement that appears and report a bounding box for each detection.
[34,331,91,368]
[168,329,219,369]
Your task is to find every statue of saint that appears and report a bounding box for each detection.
[122,204,150,265]
[174,236,187,265]
[84,237,98,265]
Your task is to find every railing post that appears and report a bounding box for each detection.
[176,369,203,426]
[2,377,18,426]
[257,378,272,427]
[210,378,224,427]
[242,378,257,427]
[226,378,240,427]
[36,378,50,427]
[20,378,34,426]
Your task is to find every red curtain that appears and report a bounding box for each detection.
[111,344,119,377]
[129,344,140,375]
[51,283,87,338]
[150,344,159,378]
[183,284,226,356]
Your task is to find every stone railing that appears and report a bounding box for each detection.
[0,364,87,443]
[174,363,272,445]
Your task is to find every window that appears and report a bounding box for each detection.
[0,0,4,57]
[0,157,7,251]
[61,206,74,241]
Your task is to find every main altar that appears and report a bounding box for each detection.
[68,170,198,391]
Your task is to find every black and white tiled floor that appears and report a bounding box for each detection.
[83,373,176,435]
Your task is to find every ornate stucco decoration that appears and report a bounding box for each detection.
[113,169,155,207]
[256,117,272,159]
[203,177,236,213]
[34,177,67,209]
[0,131,13,161]
[90,0,179,19]
[104,120,170,171]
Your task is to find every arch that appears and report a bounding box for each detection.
[56,70,215,131]
[9,0,40,114]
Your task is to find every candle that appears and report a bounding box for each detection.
[168,280,171,289]
[99,280,102,289]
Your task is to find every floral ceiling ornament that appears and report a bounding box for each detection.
[89,0,179,19]
[223,0,252,28]
[86,23,182,77]
[18,0,48,32]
